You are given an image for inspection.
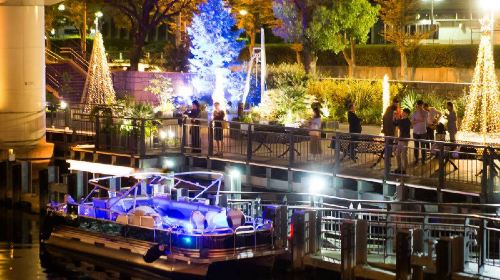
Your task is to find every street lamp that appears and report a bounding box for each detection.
[94,11,104,31]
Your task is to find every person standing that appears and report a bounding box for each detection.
[412,100,428,164]
[347,103,362,160]
[309,107,322,158]
[212,102,225,156]
[424,103,441,141]
[186,100,201,153]
[446,102,457,142]
[394,108,412,174]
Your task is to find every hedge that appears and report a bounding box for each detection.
[50,37,493,69]
[243,44,493,69]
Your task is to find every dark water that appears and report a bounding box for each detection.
[0,208,337,280]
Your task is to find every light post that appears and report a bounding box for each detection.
[95,11,104,32]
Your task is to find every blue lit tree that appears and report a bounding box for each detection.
[188,0,245,106]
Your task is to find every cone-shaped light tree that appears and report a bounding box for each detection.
[461,16,500,142]
[81,32,116,107]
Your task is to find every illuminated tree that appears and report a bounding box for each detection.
[188,0,244,104]
[461,16,500,141]
[308,0,379,78]
[376,0,434,80]
[81,32,116,108]
[272,0,303,63]
[102,0,199,71]
[272,0,329,74]
[229,0,278,56]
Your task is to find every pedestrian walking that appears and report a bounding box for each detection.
[347,103,362,160]
[309,107,322,158]
[412,100,428,164]
[394,108,412,174]
[212,102,225,156]
[446,102,457,142]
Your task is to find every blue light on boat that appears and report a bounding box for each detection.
[182,236,192,245]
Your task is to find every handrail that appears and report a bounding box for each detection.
[45,49,65,63]
[60,47,89,72]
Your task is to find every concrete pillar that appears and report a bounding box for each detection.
[0,1,58,148]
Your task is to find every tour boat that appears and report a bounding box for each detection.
[41,171,287,277]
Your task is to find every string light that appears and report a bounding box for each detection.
[460,16,500,144]
[81,32,116,110]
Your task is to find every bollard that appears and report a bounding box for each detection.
[262,205,288,250]
[396,230,411,280]
[291,210,306,270]
[0,161,6,203]
[451,236,464,273]
[436,237,452,279]
[39,169,49,214]
[356,219,368,265]
[412,228,425,280]
[341,220,356,280]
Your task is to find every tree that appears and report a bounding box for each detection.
[272,0,328,74]
[81,32,116,109]
[376,0,433,80]
[229,0,278,56]
[272,0,303,63]
[102,0,198,71]
[308,0,379,78]
[188,0,245,105]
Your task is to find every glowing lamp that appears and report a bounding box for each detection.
[230,168,241,178]
[60,100,68,110]
[182,236,193,245]
[239,9,248,16]
[95,11,104,18]
[164,159,175,169]
[308,176,327,194]
[58,4,65,11]
[479,0,500,11]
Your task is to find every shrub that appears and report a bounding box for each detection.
[306,79,403,124]
[267,63,308,89]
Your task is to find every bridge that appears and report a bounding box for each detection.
[45,104,500,205]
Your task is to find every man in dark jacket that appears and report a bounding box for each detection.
[348,104,362,160]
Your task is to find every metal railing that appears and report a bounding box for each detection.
[45,107,499,201]
[60,47,89,72]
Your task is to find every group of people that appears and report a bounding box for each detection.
[185,97,458,171]
[381,98,457,174]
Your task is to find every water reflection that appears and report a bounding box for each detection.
[0,208,337,280]
[0,208,170,280]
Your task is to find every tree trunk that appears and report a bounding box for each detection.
[350,38,356,78]
[81,1,87,55]
[303,46,317,76]
[291,43,303,64]
[399,49,407,80]
[130,32,146,71]
[248,30,256,57]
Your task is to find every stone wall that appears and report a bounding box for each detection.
[112,71,196,104]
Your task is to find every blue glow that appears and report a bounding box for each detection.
[182,236,192,245]
[187,0,244,100]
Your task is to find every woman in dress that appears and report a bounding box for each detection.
[213,102,225,156]
[309,107,322,159]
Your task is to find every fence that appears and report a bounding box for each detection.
[45,106,499,202]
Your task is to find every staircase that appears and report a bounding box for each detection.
[46,48,88,104]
